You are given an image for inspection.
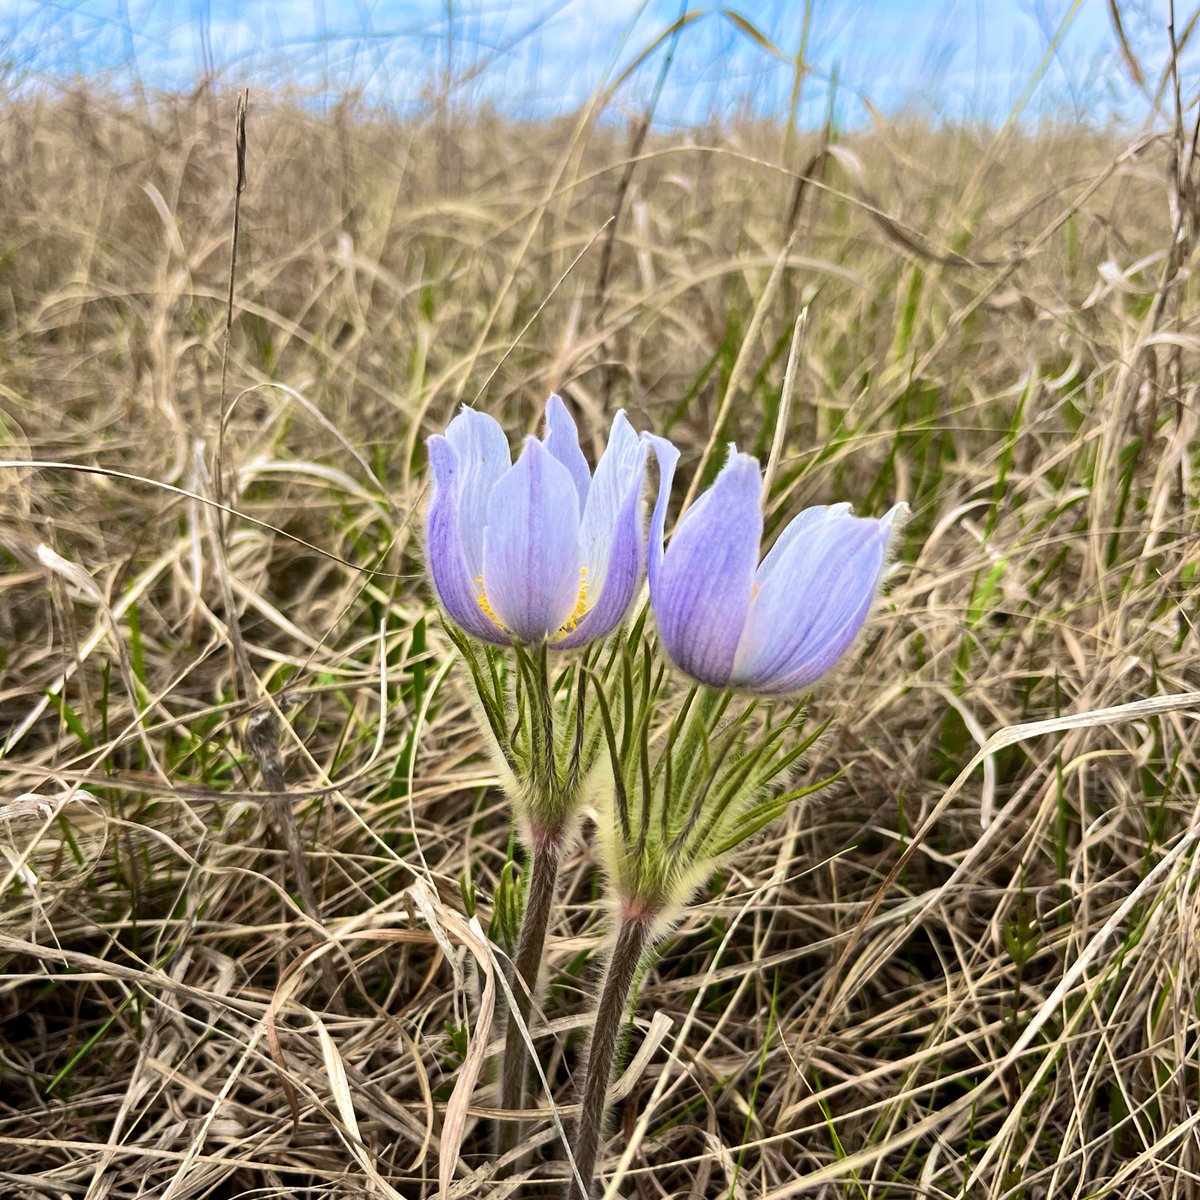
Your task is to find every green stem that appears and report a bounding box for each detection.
[568,914,653,1200]
[496,831,564,1170]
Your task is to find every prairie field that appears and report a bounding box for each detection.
[1,21,1200,1200]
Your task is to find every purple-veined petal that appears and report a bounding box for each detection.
[644,432,680,598]
[425,435,510,644]
[443,406,510,578]
[556,435,647,649]
[755,503,851,584]
[542,393,591,511]
[579,411,639,593]
[482,437,585,643]
[558,425,680,649]
[652,449,763,687]
[731,504,902,693]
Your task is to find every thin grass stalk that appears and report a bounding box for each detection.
[567,914,653,1200]
[208,92,338,1007]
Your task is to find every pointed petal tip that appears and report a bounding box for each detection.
[610,408,632,434]
[540,394,591,509]
[447,403,502,434]
[542,392,569,428]
[641,429,679,463]
[717,450,764,494]
[518,431,552,464]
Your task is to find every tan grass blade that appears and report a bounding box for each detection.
[315,1016,406,1199]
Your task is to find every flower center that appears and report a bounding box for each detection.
[474,567,589,640]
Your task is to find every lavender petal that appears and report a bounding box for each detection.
[542,393,591,512]
[443,406,511,578]
[426,435,510,644]
[556,436,646,649]
[731,505,901,693]
[644,432,680,599]
[651,449,762,687]
[483,437,585,643]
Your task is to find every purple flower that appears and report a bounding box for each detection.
[650,448,905,693]
[426,395,678,648]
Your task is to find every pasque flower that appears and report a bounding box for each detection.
[650,448,905,692]
[427,395,677,648]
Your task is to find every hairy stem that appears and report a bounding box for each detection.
[496,832,564,1170]
[568,914,653,1200]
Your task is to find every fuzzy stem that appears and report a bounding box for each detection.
[568,913,653,1200]
[496,831,564,1170]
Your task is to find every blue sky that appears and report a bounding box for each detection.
[0,1,1187,128]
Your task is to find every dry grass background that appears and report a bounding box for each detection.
[1,25,1199,1199]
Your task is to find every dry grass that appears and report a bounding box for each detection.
[1,58,1199,1200]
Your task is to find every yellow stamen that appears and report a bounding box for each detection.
[556,566,589,635]
[476,577,506,631]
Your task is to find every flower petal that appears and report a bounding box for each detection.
[482,437,584,643]
[644,432,680,598]
[443,406,511,578]
[556,434,646,649]
[558,425,681,650]
[578,412,639,588]
[755,503,851,584]
[542,393,591,512]
[731,504,903,693]
[652,449,763,687]
[425,435,509,644]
